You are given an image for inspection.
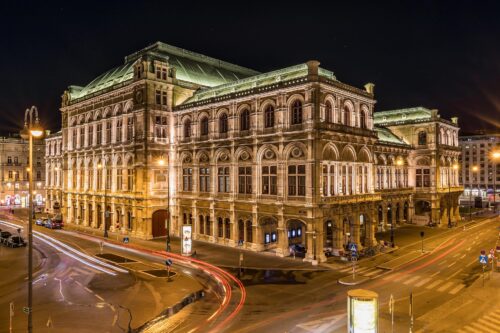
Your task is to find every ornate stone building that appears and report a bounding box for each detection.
[55,42,461,262]
[0,134,45,207]
[45,131,63,213]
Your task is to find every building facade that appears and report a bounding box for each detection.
[45,131,63,213]
[55,42,462,262]
[0,134,46,207]
[458,134,500,203]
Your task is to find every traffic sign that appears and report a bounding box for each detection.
[490,248,495,255]
[22,307,31,314]
[165,259,173,266]
[349,243,358,252]
[479,254,488,265]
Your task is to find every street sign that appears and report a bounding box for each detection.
[22,307,31,314]
[123,237,129,244]
[349,243,358,252]
[165,259,173,266]
[479,254,488,265]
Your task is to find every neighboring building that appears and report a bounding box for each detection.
[458,134,500,203]
[45,131,63,213]
[0,134,46,207]
[56,42,462,262]
[374,108,462,226]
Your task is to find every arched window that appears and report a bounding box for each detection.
[343,106,350,126]
[291,100,303,125]
[264,105,274,128]
[418,131,427,145]
[200,117,209,136]
[360,111,367,129]
[184,119,191,138]
[240,109,250,131]
[219,114,228,133]
[325,101,333,123]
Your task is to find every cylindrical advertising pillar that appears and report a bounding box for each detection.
[347,289,379,333]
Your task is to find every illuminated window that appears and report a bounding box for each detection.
[182,168,192,191]
[262,166,277,195]
[218,167,230,192]
[288,165,306,196]
[238,166,252,194]
[291,100,303,125]
[264,106,274,128]
[199,167,210,192]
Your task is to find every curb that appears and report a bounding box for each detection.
[338,275,370,286]
[135,289,205,332]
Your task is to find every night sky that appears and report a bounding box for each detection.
[1,0,499,134]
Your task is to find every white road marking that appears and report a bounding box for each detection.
[447,262,456,268]
[468,322,495,333]
[459,254,466,259]
[437,281,454,292]
[426,279,442,289]
[94,294,104,301]
[364,269,383,277]
[448,284,465,295]
[403,276,421,285]
[430,271,441,278]
[477,318,499,331]
[466,247,471,251]
[452,253,460,258]
[414,277,432,287]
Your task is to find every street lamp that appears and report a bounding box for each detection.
[20,106,44,333]
[491,151,500,213]
[97,163,109,238]
[448,163,459,228]
[158,157,170,252]
[470,165,479,221]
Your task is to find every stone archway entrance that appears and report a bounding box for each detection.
[261,218,277,248]
[152,210,168,238]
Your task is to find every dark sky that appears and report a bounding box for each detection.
[1,0,499,134]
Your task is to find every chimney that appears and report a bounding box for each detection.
[364,83,375,95]
[306,60,320,79]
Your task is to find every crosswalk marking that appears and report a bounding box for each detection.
[403,276,421,285]
[392,274,406,282]
[414,277,432,287]
[478,318,499,331]
[364,269,383,277]
[426,279,442,289]
[437,281,454,292]
[448,284,465,295]
[462,327,476,333]
[469,321,496,333]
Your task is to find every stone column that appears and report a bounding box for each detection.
[275,214,288,257]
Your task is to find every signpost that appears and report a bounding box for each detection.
[409,292,414,333]
[479,251,488,287]
[389,294,394,333]
[181,225,192,256]
[165,258,173,282]
[420,231,425,253]
[350,243,358,279]
[9,302,14,333]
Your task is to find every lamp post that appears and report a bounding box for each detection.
[20,106,44,333]
[448,164,459,228]
[491,151,500,213]
[97,163,109,237]
[470,165,479,221]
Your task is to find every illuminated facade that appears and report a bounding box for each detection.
[56,42,462,261]
[0,135,45,207]
[45,131,63,213]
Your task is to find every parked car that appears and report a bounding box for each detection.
[6,235,26,248]
[45,219,63,229]
[35,218,49,226]
[1,231,12,245]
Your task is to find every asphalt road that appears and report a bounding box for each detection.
[1,212,498,333]
[226,216,499,333]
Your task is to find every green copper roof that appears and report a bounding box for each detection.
[373,107,433,125]
[184,64,336,104]
[375,126,408,145]
[68,42,260,102]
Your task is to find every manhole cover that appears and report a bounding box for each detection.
[96,253,137,264]
[142,270,177,278]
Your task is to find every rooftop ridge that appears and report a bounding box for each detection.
[124,41,260,76]
[374,106,431,116]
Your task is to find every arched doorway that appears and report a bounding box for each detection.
[415,201,431,215]
[97,205,102,228]
[342,217,352,249]
[403,201,409,222]
[246,220,253,243]
[287,219,307,257]
[238,219,244,243]
[359,214,368,246]
[261,218,277,248]
[152,210,168,237]
[396,203,401,224]
[324,220,334,248]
